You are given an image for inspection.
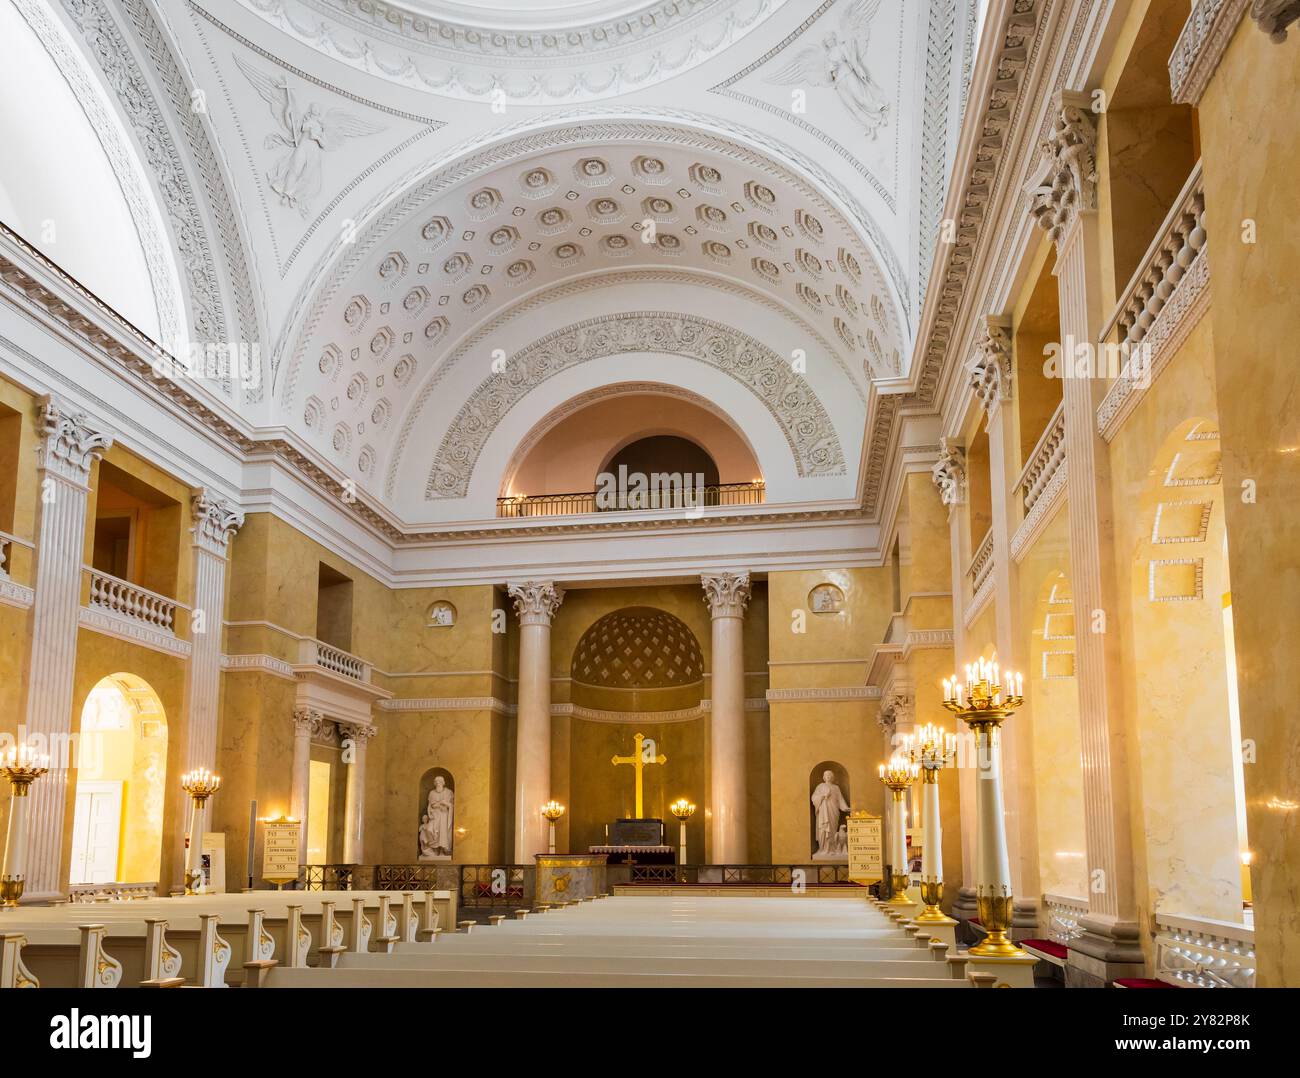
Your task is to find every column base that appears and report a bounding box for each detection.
[1011,896,1040,941]
[1065,913,1148,987]
[950,886,979,921]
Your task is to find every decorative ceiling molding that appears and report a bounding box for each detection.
[384,266,862,499]
[277,112,909,397]
[424,311,847,499]
[235,0,786,103]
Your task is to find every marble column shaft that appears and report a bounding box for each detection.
[24,399,113,898]
[290,709,319,861]
[702,571,750,864]
[508,582,563,862]
[339,722,375,864]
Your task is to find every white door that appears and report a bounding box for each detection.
[70,781,123,885]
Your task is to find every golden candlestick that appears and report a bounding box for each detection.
[1,746,50,908]
[902,724,957,924]
[181,769,221,895]
[669,798,695,866]
[942,658,1026,958]
[878,758,918,906]
[541,800,565,855]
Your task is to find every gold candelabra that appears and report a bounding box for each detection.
[670,798,696,867]
[1,745,50,908]
[942,657,1026,958]
[878,757,918,906]
[181,769,221,895]
[541,800,565,855]
[902,724,957,923]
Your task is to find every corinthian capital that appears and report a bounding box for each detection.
[37,396,114,484]
[292,708,324,737]
[931,437,967,507]
[968,317,1013,413]
[338,721,376,745]
[1024,91,1098,246]
[702,571,752,619]
[508,581,564,626]
[1252,1,1300,41]
[192,490,246,554]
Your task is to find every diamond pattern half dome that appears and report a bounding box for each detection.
[571,607,704,691]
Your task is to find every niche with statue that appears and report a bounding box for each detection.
[417,767,455,861]
[809,762,852,861]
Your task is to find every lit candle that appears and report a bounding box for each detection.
[1016,672,1023,698]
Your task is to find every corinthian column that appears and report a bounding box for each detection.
[702,571,751,864]
[932,441,978,920]
[508,581,563,861]
[970,319,1042,935]
[290,709,322,861]
[24,398,113,899]
[338,721,376,864]
[184,492,243,775]
[1027,92,1143,982]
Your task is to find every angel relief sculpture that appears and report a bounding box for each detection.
[234,54,386,217]
[765,0,890,139]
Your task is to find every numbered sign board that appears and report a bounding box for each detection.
[846,810,883,885]
[262,820,301,885]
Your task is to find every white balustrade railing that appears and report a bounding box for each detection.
[67,881,158,903]
[1154,912,1255,988]
[87,568,179,634]
[1043,893,1087,945]
[1101,162,1206,355]
[300,637,370,682]
[968,528,994,595]
[0,529,32,580]
[1015,403,1067,514]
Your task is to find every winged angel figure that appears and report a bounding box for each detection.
[234,54,386,217]
[766,0,890,139]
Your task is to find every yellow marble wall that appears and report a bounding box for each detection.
[1106,316,1243,925]
[1195,17,1300,988]
[767,567,892,863]
[1018,509,1088,898]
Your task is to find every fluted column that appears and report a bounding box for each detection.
[702,571,751,864]
[290,709,321,861]
[1029,93,1142,978]
[970,319,1042,933]
[338,722,375,864]
[932,441,978,919]
[24,398,113,899]
[508,581,564,862]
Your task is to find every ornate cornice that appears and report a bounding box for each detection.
[766,686,881,702]
[931,436,966,506]
[222,653,296,679]
[701,570,752,619]
[37,397,114,484]
[968,316,1014,412]
[79,605,192,658]
[192,490,245,555]
[425,311,845,499]
[508,581,564,626]
[1024,91,1098,247]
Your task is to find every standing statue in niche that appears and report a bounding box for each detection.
[419,776,455,860]
[811,770,851,860]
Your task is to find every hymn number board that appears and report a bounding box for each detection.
[846,810,883,885]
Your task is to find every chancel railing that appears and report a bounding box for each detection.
[1153,912,1255,988]
[86,567,182,634]
[1043,893,1087,946]
[67,881,159,903]
[497,481,765,519]
[299,864,535,908]
[619,864,857,886]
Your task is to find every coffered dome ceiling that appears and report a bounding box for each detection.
[26,0,978,531]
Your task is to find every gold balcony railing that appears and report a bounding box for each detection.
[496,481,766,519]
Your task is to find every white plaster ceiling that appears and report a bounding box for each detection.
[32,0,977,528]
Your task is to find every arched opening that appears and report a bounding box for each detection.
[809,762,851,861]
[417,767,456,862]
[1129,418,1247,921]
[599,434,721,508]
[1029,569,1087,898]
[70,673,168,886]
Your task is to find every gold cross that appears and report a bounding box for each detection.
[610,732,667,819]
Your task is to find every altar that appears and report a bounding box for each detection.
[590,818,675,865]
